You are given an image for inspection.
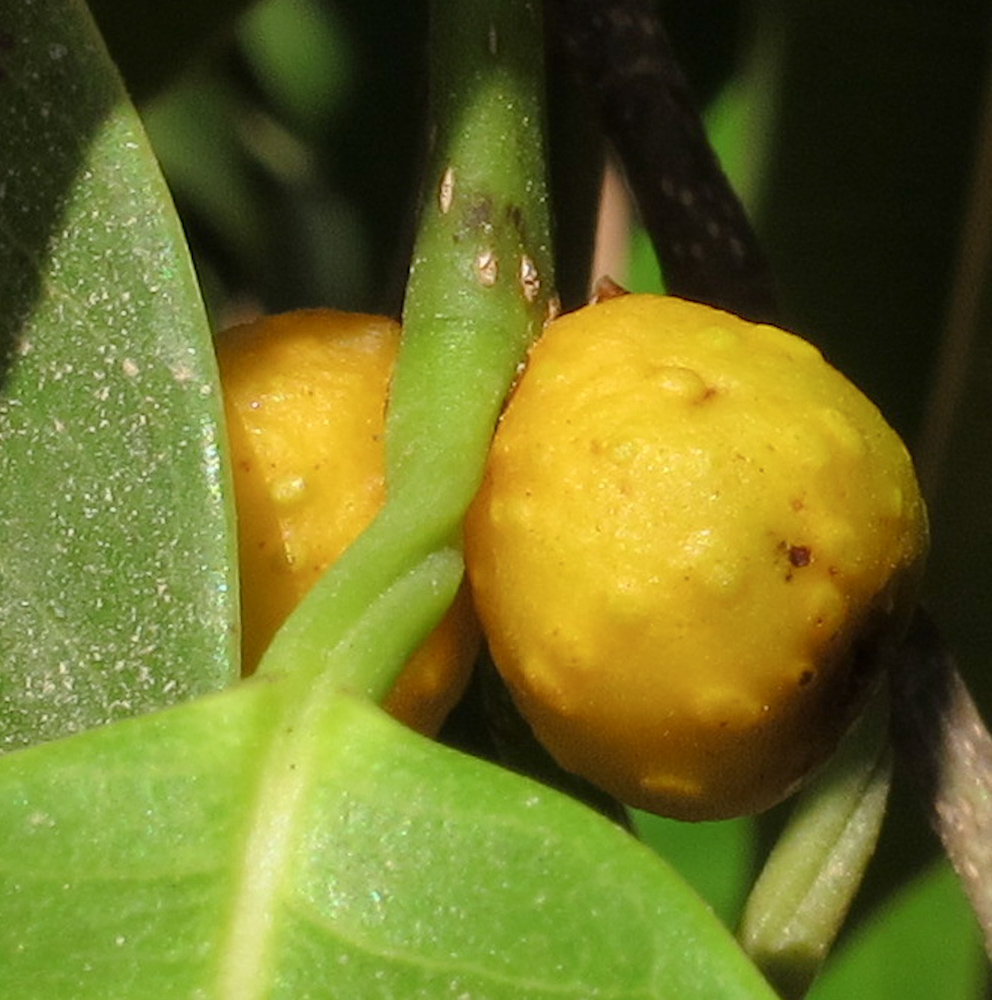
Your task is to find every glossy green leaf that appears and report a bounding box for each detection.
[0,0,239,751]
[0,678,780,1000]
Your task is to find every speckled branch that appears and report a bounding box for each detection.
[547,0,778,322]
[889,610,992,961]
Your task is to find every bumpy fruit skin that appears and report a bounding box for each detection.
[464,294,928,820]
[216,309,479,736]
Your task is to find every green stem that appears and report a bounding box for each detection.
[390,0,556,510]
[257,0,554,702]
[737,689,893,999]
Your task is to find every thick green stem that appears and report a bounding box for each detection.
[257,0,554,703]
[390,0,555,515]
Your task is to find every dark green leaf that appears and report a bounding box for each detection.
[0,0,238,751]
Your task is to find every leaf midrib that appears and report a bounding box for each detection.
[214,673,329,1000]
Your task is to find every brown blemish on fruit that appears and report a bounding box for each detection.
[778,541,812,581]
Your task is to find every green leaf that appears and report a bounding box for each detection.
[0,681,780,1000]
[237,0,353,136]
[739,693,893,999]
[0,0,239,751]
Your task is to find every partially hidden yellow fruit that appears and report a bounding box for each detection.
[464,293,928,820]
[216,308,479,736]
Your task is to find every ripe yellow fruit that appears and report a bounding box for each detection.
[216,308,479,735]
[464,293,928,820]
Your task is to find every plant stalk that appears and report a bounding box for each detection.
[257,0,555,705]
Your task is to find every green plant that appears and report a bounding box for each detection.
[1,0,990,997]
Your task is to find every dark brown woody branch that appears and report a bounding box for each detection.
[547,0,779,322]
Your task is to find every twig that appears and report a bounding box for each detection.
[547,0,779,322]
[888,609,992,961]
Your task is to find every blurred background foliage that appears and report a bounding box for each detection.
[88,0,991,995]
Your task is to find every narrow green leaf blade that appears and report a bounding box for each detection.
[0,0,239,750]
[0,686,779,1000]
[739,694,892,999]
